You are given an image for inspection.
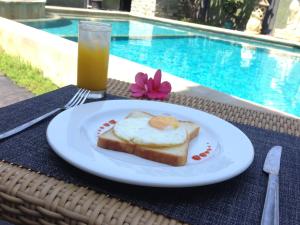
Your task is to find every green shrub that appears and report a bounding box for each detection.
[223,0,244,29]
[0,50,58,95]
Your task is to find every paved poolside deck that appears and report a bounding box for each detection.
[0,73,33,108]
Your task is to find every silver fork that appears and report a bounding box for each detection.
[0,88,90,140]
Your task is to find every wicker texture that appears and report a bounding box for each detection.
[0,161,183,225]
[0,79,300,225]
[107,79,300,136]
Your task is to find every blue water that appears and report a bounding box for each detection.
[25,18,191,37]
[24,18,300,116]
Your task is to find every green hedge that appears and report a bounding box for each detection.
[0,50,58,95]
[182,0,256,30]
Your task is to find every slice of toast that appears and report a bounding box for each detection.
[97,111,200,166]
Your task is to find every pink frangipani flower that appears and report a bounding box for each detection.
[129,72,148,98]
[129,70,172,100]
[147,70,172,100]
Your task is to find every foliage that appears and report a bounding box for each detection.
[223,0,244,17]
[183,0,202,21]
[0,49,58,95]
[180,0,253,30]
[222,0,244,29]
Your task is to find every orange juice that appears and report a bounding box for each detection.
[77,43,109,91]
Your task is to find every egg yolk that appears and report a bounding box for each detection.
[149,116,179,130]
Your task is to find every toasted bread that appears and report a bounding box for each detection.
[97,111,200,166]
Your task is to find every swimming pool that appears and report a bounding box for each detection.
[24,18,300,117]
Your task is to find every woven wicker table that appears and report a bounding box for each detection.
[0,79,299,225]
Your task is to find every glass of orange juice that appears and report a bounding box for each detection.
[77,21,111,98]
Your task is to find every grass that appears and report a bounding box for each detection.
[0,50,58,95]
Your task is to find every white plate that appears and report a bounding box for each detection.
[47,100,254,187]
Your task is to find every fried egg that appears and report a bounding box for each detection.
[113,116,187,146]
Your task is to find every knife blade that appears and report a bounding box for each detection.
[261,146,282,225]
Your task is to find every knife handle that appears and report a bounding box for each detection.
[274,178,279,225]
[261,174,279,225]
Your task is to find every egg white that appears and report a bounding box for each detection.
[113,117,187,146]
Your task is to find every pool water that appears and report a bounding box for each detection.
[24,18,300,117]
[25,18,192,37]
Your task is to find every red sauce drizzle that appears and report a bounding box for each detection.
[192,155,201,160]
[109,120,117,124]
[192,143,213,161]
[98,119,117,134]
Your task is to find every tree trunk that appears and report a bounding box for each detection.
[200,0,210,22]
[185,0,202,21]
[262,0,280,34]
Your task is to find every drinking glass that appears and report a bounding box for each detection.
[77,21,112,98]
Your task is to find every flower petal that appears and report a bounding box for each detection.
[135,72,148,86]
[147,78,154,92]
[153,69,162,89]
[129,83,147,99]
[159,81,172,93]
[131,92,145,97]
[130,83,145,93]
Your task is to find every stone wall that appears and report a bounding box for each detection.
[155,0,185,19]
[273,0,290,29]
[46,0,87,8]
[102,0,120,10]
[47,0,122,10]
[130,0,156,17]
[131,0,184,19]
[0,0,46,19]
[0,17,77,86]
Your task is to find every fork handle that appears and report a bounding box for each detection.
[0,108,62,140]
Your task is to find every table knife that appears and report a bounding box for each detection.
[261,146,282,225]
